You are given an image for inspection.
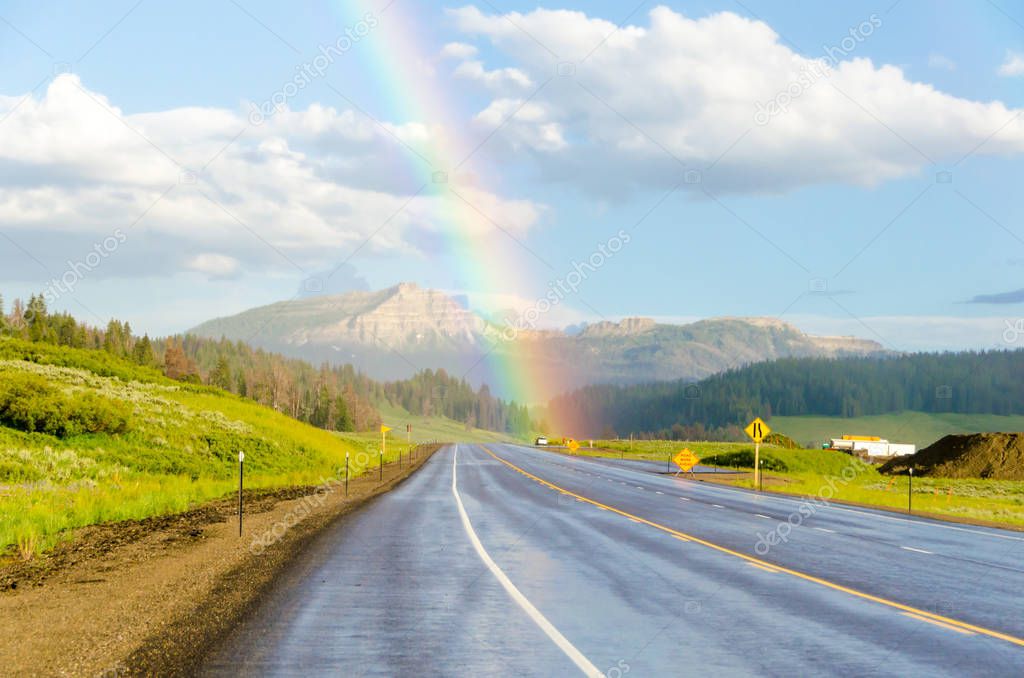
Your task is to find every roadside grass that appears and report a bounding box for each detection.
[373,402,511,445]
[771,411,1024,449]
[0,340,399,556]
[573,439,1024,528]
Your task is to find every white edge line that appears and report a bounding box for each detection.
[451,446,603,678]
[901,546,933,554]
[814,527,836,533]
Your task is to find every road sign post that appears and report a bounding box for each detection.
[238,451,244,537]
[908,466,913,513]
[380,424,391,484]
[744,418,771,490]
[345,451,350,497]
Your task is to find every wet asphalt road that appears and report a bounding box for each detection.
[203,443,1024,677]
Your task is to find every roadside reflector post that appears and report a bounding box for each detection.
[908,466,913,513]
[379,450,384,484]
[345,451,350,497]
[238,450,245,537]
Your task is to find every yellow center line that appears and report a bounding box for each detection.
[748,563,780,574]
[902,612,976,636]
[482,446,1024,648]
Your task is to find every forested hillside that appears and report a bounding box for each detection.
[549,351,1024,438]
[0,294,531,436]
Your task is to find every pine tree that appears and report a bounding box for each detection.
[132,335,155,366]
[210,356,233,390]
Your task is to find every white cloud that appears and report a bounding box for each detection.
[440,42,478,60]
[185,253,241,278]
[928,53,956,71]
[474,98,567,150]
[453,60,533,90]
[0,75,544,282]
[450,6,1024,195]
[998,50,1024,77]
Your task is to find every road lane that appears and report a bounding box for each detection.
[502,445,1024,638]
[204,443,1024,676]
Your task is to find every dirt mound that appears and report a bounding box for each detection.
[880,432,1024,479]
[764,432,799,449]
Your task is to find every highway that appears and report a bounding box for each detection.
[203,443,1024,676]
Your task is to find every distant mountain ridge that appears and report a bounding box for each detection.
[189,283,886,399]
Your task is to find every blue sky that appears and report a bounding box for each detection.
[0,0,1023,351]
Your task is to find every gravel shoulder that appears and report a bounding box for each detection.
[0,445,441,677]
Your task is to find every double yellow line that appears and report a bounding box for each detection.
[482,446,1024,648]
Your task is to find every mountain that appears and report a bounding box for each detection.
[189,283,885,399]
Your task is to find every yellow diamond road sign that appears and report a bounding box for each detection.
[745,417,770,443]
[567,438,580,452]
[673,448,699,472]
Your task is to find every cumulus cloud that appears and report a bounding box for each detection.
[453,60,533,90]
[185,253,241,279]
[0,75,543,282]
[449,5,1024,195]
[999,50,1024,77]
[439,42,478,60]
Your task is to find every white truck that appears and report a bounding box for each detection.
[828,436,915,458]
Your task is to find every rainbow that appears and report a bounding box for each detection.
[327,1,580,433]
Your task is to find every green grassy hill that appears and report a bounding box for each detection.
[372,402,512,445]
[770,412,1024,449]
[0,337,402,555]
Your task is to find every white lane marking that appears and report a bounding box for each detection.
[655,491,664,495]
[451,447,602,677]
[814,527,836,534]
[754,514,772,519]
[712,504,724,508]
[529,445,1024,543]
[679,497,690,501]
[901,546,933,555]
[636,486,645,490]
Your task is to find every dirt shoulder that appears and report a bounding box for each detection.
[0,445,442,677]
